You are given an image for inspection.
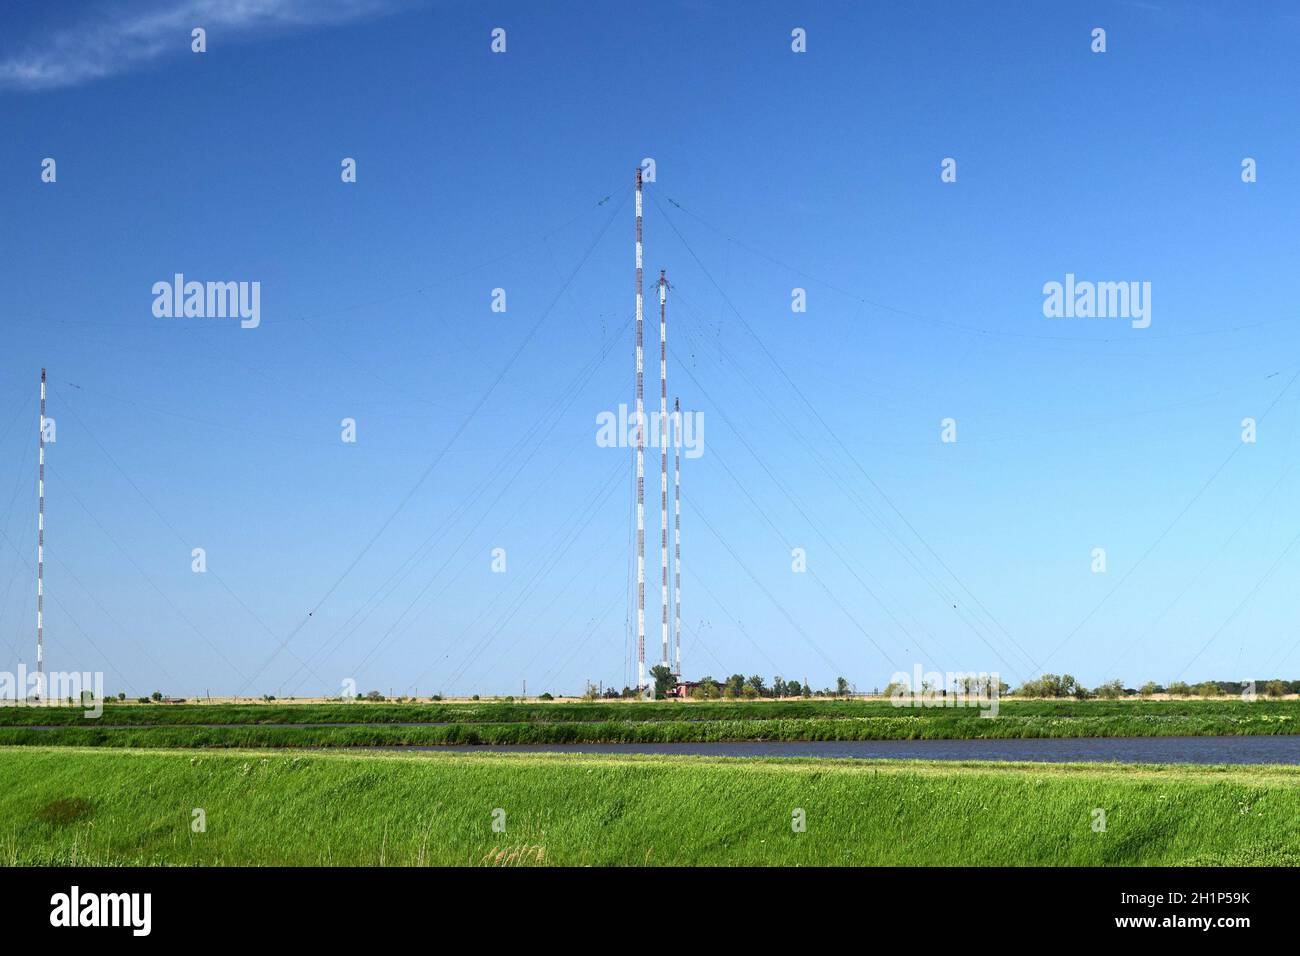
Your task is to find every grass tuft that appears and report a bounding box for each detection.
[35,796,93,827]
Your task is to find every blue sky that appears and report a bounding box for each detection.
[3,0,1300,697]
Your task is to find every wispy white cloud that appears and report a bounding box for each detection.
[0,0,408,91]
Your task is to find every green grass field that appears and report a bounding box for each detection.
[4,697,1297,726]
[1,747,1298,866]
[1,698,1296,747]
[3,712,1300,748]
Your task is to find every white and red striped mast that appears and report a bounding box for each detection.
[634,168,647,693]
[658,270,670,673]
[36,368,46,700]
[673,396,683,678]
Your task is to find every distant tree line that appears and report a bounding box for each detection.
[102,675,1298,705]
[1011,674,1298,699]
[602,668,855,700]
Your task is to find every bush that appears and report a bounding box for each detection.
[689,679,721,700]
[1015,673,1086,699]
[1095,679,1125,700]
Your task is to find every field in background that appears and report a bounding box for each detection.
[0,699,1297,748]
[4,697,1299,724]
[2,747,1297,866]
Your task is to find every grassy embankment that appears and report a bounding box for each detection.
[1,747,1297,866]
[6,698,1298,725]
[0,699,1296,748]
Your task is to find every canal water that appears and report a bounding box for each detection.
[14,725,1300,763]
[393,736,1300,764]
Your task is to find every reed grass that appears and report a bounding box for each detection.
[2,747,1296,866]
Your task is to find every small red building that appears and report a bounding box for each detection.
[672,680,714,699]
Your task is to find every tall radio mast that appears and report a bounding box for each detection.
[634,168,647,693]
[659,270,670,673]
[36,368,46,700]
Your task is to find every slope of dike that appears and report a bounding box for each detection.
[1,747,1297,866]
